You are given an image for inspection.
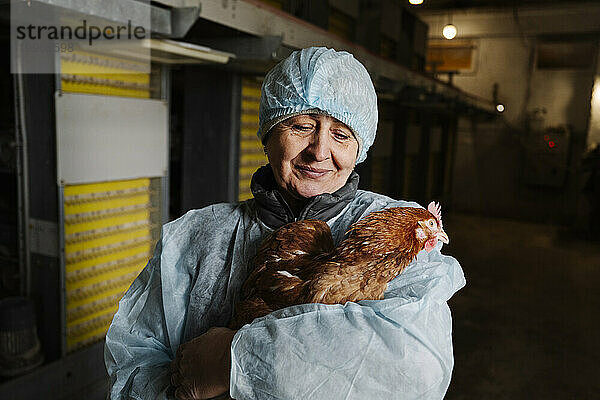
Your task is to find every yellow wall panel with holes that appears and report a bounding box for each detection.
[60,50,151,98]
[65,212,150,239]
[239,78,268,201]
[63,178,156,353]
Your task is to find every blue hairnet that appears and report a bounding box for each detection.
[258,47,378,164]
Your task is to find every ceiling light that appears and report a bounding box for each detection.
[496,104,505,113]
[409,0,424,5]
[442,24,457,40]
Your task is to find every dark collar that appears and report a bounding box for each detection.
[250,165,359,229]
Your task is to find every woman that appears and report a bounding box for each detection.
[105,47,465,400]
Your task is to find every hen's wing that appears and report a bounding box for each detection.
[241,219,334,297]
[255,219,334,267]
[233,220,334,327]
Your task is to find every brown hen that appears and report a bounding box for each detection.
[230,202,449,329]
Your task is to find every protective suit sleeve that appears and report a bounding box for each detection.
[104,223,192,400]
[230,245,465,400]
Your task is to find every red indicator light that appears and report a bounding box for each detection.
[544,135,549,141]
[549,141,555,148]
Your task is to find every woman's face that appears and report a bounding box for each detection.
[265,114,359,200]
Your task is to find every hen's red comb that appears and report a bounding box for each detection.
[427,201,443,227]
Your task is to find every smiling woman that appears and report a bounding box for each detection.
[105,47,465,400]
[265,114,359,210]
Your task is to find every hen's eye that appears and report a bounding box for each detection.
[429,220,435,227]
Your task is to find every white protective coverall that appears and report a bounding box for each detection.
[105,167,466,400]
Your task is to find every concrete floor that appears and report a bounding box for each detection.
[443,213,600,400]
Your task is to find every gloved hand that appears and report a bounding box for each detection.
[171,327,237,400]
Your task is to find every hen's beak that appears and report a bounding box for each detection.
[437,229,449,244]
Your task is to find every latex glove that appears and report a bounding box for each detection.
[171,327,237,400]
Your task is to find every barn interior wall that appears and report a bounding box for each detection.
[452,38,531,127]
[425,15,598,224]
[451,116,585,224]
[450,35,596,137]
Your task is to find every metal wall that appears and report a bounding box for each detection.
[178,66,240,214]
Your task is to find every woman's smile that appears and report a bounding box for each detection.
[294,164,332,179]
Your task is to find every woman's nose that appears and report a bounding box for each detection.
[305,126,330,161]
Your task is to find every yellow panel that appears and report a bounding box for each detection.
[71,281,133,309]
[67,291,124,322]
[61,64,149,85]
[65,193,149,214]
[66,253,148,284]
[239,179,252,190]
[61,50,151,98]
[65,193,149,215]
[65,237,150,266]
[64,204,152,225]
[240,165,261,176]
[66,241,150,272]
[66,263,142,293]
[64,178,150,196]
[67,312,114,338]
[67,303,118,329]
[63,178,156,352]
[64,185,150,204]
[66,219,150,244]
[241,113,260,125]
[241,99,260,111]
[241,152,268,163]
[66,283,129,312]
[65,227,150,254]
[239,192,254,201]
[241,140,264,151]
[239,78,266,200]
[241,86,261,98]
[66,242,151,272]
[61,81,150,98]
[241,127,258,138]
[67,315,114,352]
[65,211,150,237]
[66,270,142,305]
[61,50,148,74]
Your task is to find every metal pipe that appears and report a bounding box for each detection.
[12,73,24,296]
[13,41,31,297]
[58,184,67,356]
[161,65,171,224]
[228,74,241,203]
